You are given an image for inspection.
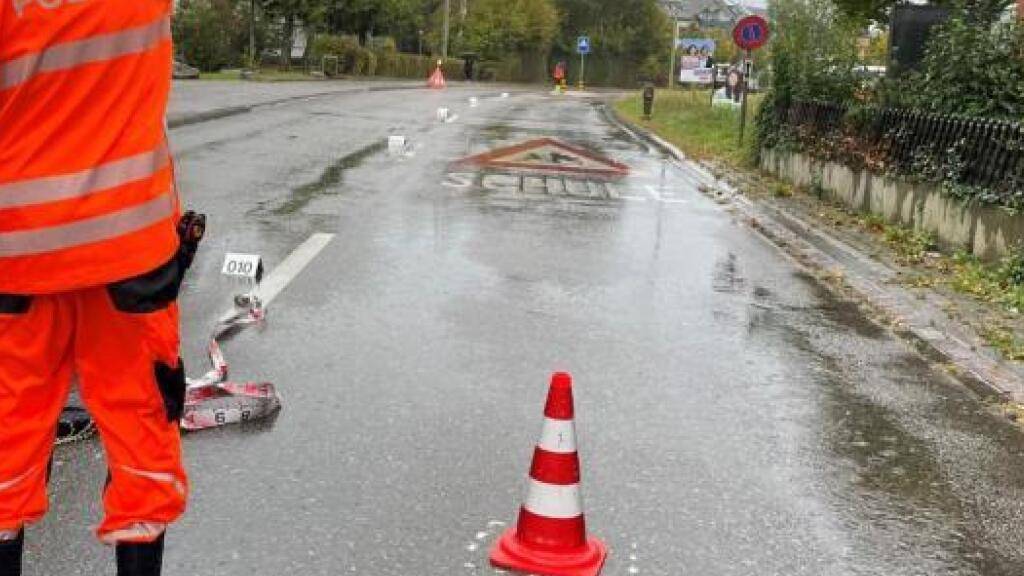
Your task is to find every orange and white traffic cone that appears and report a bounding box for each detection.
[427,60,446,89]
[490,372,607,576]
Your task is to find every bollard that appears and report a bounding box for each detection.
[642,83,655,120]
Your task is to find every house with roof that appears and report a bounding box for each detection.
[660,0,767,30]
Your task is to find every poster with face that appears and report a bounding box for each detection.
[677,39,716,84]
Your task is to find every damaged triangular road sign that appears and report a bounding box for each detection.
[454,138,629,180]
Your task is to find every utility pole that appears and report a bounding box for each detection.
[249,0,256,69]
[579,50,585,90]
[443,0,450,59]
[668,20,679,88]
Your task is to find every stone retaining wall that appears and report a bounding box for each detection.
[761,148,1024,260]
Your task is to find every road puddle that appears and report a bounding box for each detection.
[270,140,386,215]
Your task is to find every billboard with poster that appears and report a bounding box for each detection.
[677,39,716,84]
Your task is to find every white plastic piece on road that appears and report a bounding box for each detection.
[469,97,479,107]
[388,135,408,155]
[501,92,510,98]
[436,107,450,122]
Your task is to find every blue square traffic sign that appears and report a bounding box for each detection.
[577,36,591,55]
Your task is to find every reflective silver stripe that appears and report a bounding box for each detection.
[0,145,169,210]
[1,16,170,91]
[0,192,174,257]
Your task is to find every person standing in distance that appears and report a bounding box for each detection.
[0,1,199,574]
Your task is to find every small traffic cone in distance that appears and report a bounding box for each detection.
[428,60,446,89]
[490,372,607,576]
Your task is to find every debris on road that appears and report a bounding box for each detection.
[55,407,97,446]
[182,298,282,431]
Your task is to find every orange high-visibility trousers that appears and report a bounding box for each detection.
[0,284,187,544]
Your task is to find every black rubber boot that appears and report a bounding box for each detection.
[0,531,23,576]
[116,534,164,576]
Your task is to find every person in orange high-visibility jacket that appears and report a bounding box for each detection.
[553,61,566,90]
[0,2,191,575]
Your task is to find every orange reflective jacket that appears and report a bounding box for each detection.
[0,0,179,294]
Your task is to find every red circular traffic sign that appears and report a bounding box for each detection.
[733,15,770,51]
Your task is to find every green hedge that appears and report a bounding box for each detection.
[309,34,545,83]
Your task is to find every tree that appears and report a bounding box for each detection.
[324,0,430,47]
[261,0,327,67]
[430,0,558,60]
[832,0,1014,23]
[768,0,861,105]
[552,0,672,84]
[860,29,887,66]
[890,2,1024,118]
[174,0,249,71]
[832,0,899,23]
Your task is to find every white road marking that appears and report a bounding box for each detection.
[257,233,335,306]
[645,184,688,205]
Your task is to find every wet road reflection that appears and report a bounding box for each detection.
[25,88,1024,576]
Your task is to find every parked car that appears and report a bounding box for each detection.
[173,60,200,79]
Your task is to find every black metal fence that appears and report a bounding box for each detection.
[776,100,1024,198]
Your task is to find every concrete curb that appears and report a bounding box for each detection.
[168,105,253,129]
[608,105,1024,405]
[167,82,422,129]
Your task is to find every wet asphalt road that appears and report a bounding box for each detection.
[24,85,1024,575]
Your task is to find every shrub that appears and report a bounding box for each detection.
[887,14,1024,119]
[356,50,377,76]
[370,37,398,53]
[173,0,246,72]
[310,34,363,76]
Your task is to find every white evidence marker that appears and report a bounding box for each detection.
[387,135,408,155]
[221,253,262,280]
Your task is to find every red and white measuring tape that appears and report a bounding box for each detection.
[181,302,282,431]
